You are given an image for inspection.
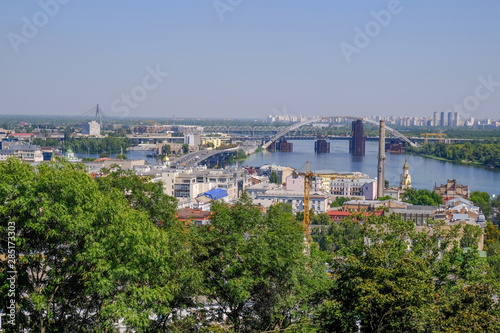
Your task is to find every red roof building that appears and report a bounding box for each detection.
[176,208,212,225]
[8,133,35,139]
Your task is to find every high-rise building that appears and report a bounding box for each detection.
[433,112,438,126]
[82,121,100,136]
[447,112,453,127]
[440,112,445,127]
[454,112,460,127]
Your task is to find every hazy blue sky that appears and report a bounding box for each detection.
[2,1,500,120]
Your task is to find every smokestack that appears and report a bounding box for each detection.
[377,120,386,198]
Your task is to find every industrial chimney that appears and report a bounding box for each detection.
[377,120,386,198]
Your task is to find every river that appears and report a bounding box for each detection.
[243,140,500,196]
[75,140,499,196]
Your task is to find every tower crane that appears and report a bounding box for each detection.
[294,162,364,245]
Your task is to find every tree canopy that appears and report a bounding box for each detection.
[315,215,500,333]
[0,158,198,332]
[1,158,499,332]
[401,188,443,206]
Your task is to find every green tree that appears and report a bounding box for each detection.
[192,197,325,332]
[32,137,60,147]
[315,215,500,332]
[330,196,350,208]
[115,153,128,159]
[311,212,331,225]
[0,158,198,332]
[470,190,493,219]
[96,165,178,228]
[163,144,171,156]
[312,218,364,256]
[182,143,190,154]
[460,223,483,248]
[401,188,443,206]
[485,222,500,249]
[492,196,500,221]
[269,171,280,184]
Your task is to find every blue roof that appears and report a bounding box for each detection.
[201,188,228,200]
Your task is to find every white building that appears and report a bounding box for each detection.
[253,189,329,214]
[285,173,377,200]
[82,121,101,136]
[162,167,250,200]
[184,133,201,147]
[0,144,43,163]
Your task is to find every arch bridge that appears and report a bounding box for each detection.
[261,116,418,149]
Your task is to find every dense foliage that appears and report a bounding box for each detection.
[1,158,499,332]
[330,196,350,207]
[0,159,197,332]
[315,215,500,333]
[32,137,60,147]
[269,171,280,184]
[470,190,494,220]
[408,140,500,168]
[401,188,443,206]
[62,137,135,154]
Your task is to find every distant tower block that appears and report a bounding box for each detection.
[448,112,453,127]
[377,120,386,198]
[454,112,460,127]
[349,120,365,156]
[400,158,412,190]
[433,112,438,126]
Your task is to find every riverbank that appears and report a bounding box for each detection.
[406,152,496,169]
[244,140,499,195]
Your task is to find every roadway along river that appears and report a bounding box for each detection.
[243,140,500,196]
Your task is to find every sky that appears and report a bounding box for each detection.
[1,0,500,120]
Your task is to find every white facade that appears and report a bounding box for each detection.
[163,168,250,199]
[0,145,43,163]
[82,121,101,136]
[254,189,329,214]
[184,133,201,147]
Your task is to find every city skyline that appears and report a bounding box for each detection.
[2,1,500,119]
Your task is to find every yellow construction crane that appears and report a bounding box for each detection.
[294,162,364,245]
[297,162,314,245]
[421,133,446,145]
